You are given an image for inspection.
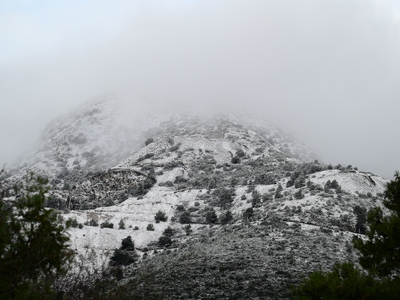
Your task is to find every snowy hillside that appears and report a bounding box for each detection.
[5,94,319,181]
[2,94,390,299]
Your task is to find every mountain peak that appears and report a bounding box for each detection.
[7,95,319,180]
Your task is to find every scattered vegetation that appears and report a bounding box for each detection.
[293,172,400,299]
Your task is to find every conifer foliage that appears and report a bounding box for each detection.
[109,236,137,266]
[0,173,72,299]
[353,171,400,277]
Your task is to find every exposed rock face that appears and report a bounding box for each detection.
[2,95,389,299]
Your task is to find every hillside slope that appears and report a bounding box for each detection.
[2,95,389,299]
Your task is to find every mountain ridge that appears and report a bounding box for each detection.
[1,95,390,299]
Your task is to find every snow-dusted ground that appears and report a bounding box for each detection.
[63,185,205,265]
[62,165,388,267]
[3,95,389,275]
[309,169,386,196]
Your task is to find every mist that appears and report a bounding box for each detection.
[1,0,400,178]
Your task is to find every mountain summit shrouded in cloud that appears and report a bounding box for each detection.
[5,94,319,181]
[1,0,400,178]
[0,91,390,299]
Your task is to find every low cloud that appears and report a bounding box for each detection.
[1,0,399,178]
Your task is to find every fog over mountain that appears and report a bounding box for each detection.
[1,0,400,178]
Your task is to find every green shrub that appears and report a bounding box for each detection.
[70,218,79,228]
[231,156,241,164]
[121,236,135,251]
[184,224,193,235]
[109,248,136,266]
[212,187,235,209]
[100,221,114,229]
[236,149,245,157]
[275,184,283,199]
[205,208,218,224]
[85,219,99,227]
[154,210,168,223]
[243,207,254,221]
[119,219,125,229]
[294,188,304,199]
[176,205,185,212]
[179,211,191,224]
[219,210,233,225]
[158,236,172,248]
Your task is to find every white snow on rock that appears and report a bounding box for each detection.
[310,169,387,196]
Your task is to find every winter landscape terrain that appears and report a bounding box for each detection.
[1,95,389,299]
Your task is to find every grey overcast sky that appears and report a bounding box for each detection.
[1,0,400,178]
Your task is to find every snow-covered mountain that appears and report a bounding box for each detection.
[2,95,389,299]
[6,94,319,180]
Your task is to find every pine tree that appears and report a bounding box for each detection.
[294,188,304,199]
[110,236,137,266]
[119,219,125,229]
[353,172,400,277]
[219,210,233,225]
[0,174,72,299]
[353,205,367,234]
[205,208,218,224]
[275,183,283,199]
[154,210,168,223]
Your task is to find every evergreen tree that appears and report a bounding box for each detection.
[294,188,304,199]
[324,180,332,192]
[121,236,135,251]
[154,210,168,223]
[110,236,137,266]
[158,227,175,247]
[331,179,339,189]
[119,219,125,229]
[213,187,235,209]
[205,208,218,224]
[184,224,192,235]
[251,190,261,207]
[353,172,400,277]
[275,184,283,199]
[179,211,191,224]
[294,176,306,189]
[162,226,175,237]
[243,207,254,221]
[219,210,233,225]
[353,205,367,234]
[0,174,72,299]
